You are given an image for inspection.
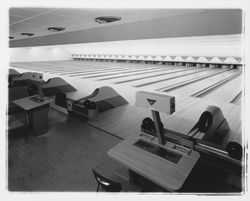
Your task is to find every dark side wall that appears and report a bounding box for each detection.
[9,9,242,48]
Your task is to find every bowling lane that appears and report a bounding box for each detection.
[202,75,242,103]
[21,61,138,72]
[10,61,145,76]
[167,70,239,96]
[11,61,167,75]
[59,62,164,75]
[138,69,221,91]
[126,68,210,87]
[93,67,187,81]
[74,66,167,78]
[107,67,189,83]
[68,66,151,77]
[61,60,165,72]
[10,62,93,73]
[116,68,203,87]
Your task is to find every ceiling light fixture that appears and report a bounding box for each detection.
[95,16,121,24]
[20,33,34,36]
[48,27,65,32]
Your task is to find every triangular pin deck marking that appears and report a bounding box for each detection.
[147,99,156,105]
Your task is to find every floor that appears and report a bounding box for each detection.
[8,109,123,191]
[8,108,243,193]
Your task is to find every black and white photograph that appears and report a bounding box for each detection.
[1,0,249,200]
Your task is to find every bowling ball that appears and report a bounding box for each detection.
[226,141,243,160]
[141,117,156,132]
[88,101,97,110]
[83,100,90,108]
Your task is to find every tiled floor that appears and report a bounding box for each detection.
[8,109,123,191]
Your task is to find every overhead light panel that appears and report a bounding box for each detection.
[20,33,34,36]
[48,27,65,32]
[95,16,121,24]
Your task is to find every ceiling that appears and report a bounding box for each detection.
[9,8,206,40]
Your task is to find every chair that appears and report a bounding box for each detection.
[92,168,122,192]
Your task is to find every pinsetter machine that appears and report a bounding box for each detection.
[135,91,243,176]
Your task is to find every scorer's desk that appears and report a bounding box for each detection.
[108,134,200,191]
[13,95,51,136]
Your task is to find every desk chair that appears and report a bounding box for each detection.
[92,168,122,192]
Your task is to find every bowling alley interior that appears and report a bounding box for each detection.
[7,8,245,193]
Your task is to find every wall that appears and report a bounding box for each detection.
[9,34,242,62]
[9,47,72,62]
[66,34,242,58]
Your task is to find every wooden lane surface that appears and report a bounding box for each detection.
[94,68,191,81]
[62,63,166,75]
[10,61,171,76]
[90,66,183,80]
[203,75,242,103]
[89,105,148,139]
[76,66,166,79]
[61,66,165,77]
[14,60,173,72]
[108,68,192,83]
[9,61,132,74]
[136,69,217,90]
[11,61,194,85]
[119,68,202,87]
[11,60,166,72]
[68,65,171,77]
[11,61,140,74]
[168,70,238,97]
[89,94,242,146]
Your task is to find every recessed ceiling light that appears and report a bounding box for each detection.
[9,36,14,39]
[95,16,121,24]
[48,27,65,32]
[20,33,34,36]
